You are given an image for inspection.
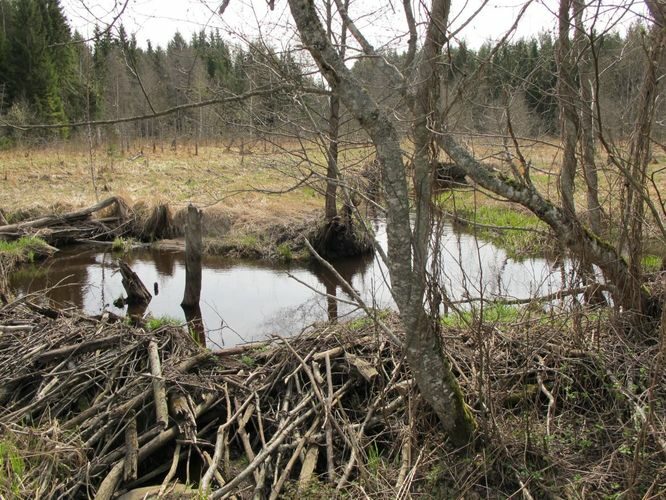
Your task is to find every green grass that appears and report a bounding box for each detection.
[347,310,391,331]
[366,442,383,476]
[145,315,182,331]
[111,237,134,253]
[0,236,52,265]
[441,303,522,327]
[276,243,293,261]
[240,354,256,368]
[0,438,25,496]
[437,191,549,259]
[641,254,662,272]
[301,186,317,198]
[224,234,264,256]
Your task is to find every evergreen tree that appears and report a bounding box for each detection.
[0,0,9,111]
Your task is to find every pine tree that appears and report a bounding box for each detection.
[2,0,78,131]
[0,0,9,112]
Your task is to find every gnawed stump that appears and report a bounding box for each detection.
[119,261,152,306]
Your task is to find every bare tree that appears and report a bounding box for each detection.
[288,0,476,446]
[285,0,664,445]
[573,0,603,233]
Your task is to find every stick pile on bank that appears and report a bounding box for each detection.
[1,291,665,498]
[0,197,134,245]
[0,298,414,498]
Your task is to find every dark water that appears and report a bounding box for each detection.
[10,221,572,347]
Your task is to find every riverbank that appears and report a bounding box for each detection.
[3,143,663,268]
[0,293,663,498]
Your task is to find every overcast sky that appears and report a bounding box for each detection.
[61,0,649,52]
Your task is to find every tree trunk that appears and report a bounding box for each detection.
[557,0,578,217]
[573,0,603,233]
[287,0,476,447]
[181,204,203,309]
[324,93,340,221]
[324,0,348,222]
[624,2,666,321]
[183,303,205,346]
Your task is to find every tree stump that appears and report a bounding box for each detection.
[181,204,203,309]
[119,261,152,306]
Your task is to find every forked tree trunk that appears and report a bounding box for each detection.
[288,0,476,447]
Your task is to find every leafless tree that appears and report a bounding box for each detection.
[285,0,664,445]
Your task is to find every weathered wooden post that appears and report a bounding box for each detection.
[181,204,203,308]
[181,204,205,345]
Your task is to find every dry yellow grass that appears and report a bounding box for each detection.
[1,136,663,240]
[0,141,323,222]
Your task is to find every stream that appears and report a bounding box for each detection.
[10,220,572,347]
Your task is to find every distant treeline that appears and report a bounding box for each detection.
[0,0,660,147]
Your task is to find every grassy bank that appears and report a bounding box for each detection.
[2,140,664,266]
[0,236,55,272]
[437,189,551,259]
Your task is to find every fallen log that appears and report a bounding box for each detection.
[123,413,138,482]
[0,197,125,236]
[36,334,125,363]
[147,340,169,429]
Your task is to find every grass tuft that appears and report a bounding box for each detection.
[111,237,134,253]
[442,303,522,327]
[641,254,662,272]
[0,236,54,271]
[145,315,182,331]
[276,243,293,261]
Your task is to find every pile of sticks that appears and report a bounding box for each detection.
[0,196,133,245]
[0,298,414,498]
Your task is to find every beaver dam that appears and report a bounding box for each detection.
[10,219,573,347]
[1,288,664,498]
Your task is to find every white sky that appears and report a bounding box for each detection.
[61,0,650,52]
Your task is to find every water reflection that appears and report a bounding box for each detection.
[307,251,376,322]
[10,221,571,348]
